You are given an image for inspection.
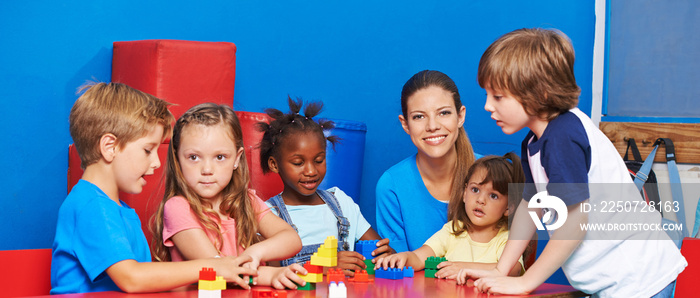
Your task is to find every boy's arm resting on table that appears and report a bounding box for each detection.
[375,177,409,252]
[105,255,256,293]
[470,201,588,295]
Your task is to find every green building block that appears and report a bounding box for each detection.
[424,256,447,269]
[364,259,375,275]
[295,281,317,291]
[424,268,438,278]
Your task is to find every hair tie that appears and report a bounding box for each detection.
[291,119,295,123]
[279,129,282,133]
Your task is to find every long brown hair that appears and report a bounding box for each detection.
[401,70,476,206]
[447,153,524,236]
[151,103,259,261]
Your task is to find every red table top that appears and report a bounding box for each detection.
[39,274,584,298]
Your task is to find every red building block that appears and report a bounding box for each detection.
[112,39,236,120]
[302,261,323,275]
[327,268,345,283]
[199,267,216,281]
[252,288,287,298]
[348,270,373,283]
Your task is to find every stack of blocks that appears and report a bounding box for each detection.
[355,240,378,275]
[296,236,339,291]
[328,281,347,298]
[424,256,447,278]
[375,266,414,280]
[198,268,226,298]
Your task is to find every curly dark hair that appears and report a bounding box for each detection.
[257,96,340,173]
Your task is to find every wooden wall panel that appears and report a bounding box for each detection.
[599,122,700,164]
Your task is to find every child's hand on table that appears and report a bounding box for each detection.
[337,251,367,276]
[269,263,307,289]
[373,251,409,270]
[370,238,395,260]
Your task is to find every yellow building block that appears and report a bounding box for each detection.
[310,253,337,267]
[297,272,324,283]
[324,236,338,249]
[198,276,226,290]
[317,246,338,258]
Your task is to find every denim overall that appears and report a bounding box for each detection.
[267,189,351,266]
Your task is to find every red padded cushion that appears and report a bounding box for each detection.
[676,237,700,296]
[236,111,284,200]
[0,249,51,296]
[112,39,236,120]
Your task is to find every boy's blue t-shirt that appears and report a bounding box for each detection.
[51,179,150,294]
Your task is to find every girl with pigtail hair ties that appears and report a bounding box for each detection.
[259,96,395,276]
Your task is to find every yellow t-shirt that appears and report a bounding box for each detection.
[424,221,523,270]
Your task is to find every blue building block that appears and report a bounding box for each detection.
[355,240,378,259]
[375,267,403,280]
[403,266,414,278]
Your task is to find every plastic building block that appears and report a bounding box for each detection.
[297,272,323,283]
[199,267,216,281]
[198,289,221,298]
[363,259,375,275]
[329,281,347,298]
[310,252,337,267]
[252,288,287,298]
[348,270,373,283]
[375,267,403,280]
[317,246,338,258]
[112,39,236,120]
[327,268,346,283]
[294,281,317,291]
[324,236,338,248]
[303,261,323,274]
[403,266,414,278]
[424,268,438,278]
[424,256,447,269]
[355,240,378,259]
[198,276,226,290]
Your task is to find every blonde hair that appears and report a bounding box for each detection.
[478,28,581,121]
[447,153,524,236]
[151,103,259,262]
[401,70,476,206]
[69,82,173,169]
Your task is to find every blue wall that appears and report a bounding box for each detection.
[0,1,594,252]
